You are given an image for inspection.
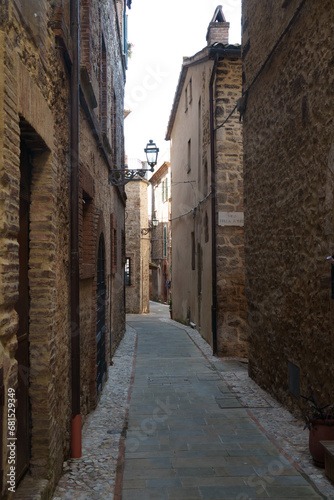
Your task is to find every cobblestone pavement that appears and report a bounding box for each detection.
[52,323,137,500]
[53,302,334,499]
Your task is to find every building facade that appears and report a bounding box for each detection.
[125,166,150,314]
[166,7,247,357]
[242,0,334,412]
[0,0,129,497]
[149,161,172,304]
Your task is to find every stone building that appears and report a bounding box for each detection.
[166,6,247,357]
[149,161,172,303]
[125,161,150,314]
[242,0,334,413]
[0,0,129,497]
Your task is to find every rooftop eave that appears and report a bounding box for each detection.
[208,43,241,58]
[149,161,170,184]
[165,44,241,140]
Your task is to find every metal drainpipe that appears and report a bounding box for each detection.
[70,0,81,458]
[209,53,219,356]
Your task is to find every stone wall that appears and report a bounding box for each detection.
[169,49,246,357]
[125,179,150,314]
[149,167,171,303]
[242,0,334,411]
[0,3,71,492]
[215,57,247,357]
[79,109,126,413]
[0,0,127,496]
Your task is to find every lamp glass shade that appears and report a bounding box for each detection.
[144,140,159,168]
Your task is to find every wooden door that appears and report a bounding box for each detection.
[15,141,31,482]
[96,235,106,395]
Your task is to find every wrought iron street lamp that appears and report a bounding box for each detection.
[109,139,159,186]
[141,219,158,235]
[144,140,159,169]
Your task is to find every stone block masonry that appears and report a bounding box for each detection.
[0,0,128,496]
[242,0,334,414]
[215,57,247,358]
[0,20,68,495]
[168,26,246,359]
[125,179,150,314]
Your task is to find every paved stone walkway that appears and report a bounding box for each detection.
[52,302,334,499]
[119,311,324,500]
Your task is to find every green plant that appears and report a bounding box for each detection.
[301,388,334,430]
[169,298,172,309]
[127,42,134,59]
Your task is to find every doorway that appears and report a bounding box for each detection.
[96,235,106,395]
[15,140,31,483]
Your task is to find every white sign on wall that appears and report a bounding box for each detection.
[218,211,244,227]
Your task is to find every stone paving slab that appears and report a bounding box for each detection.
[51,302,334,499]
[120,311,324,500]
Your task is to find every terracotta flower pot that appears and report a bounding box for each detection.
[309,418,334,466]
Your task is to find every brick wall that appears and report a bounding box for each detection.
[0,0,127,496]
[207,23,230,46]
[0,8,71,493]
[79,111,126,410]
[242,0,334,412]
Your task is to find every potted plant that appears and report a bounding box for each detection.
[302,389,334,466]
[169,298,172,319]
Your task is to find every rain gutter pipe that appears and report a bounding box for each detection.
[70,0,81,458]
[209,52,219,356]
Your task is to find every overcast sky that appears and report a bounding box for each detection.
[124,0,242,165]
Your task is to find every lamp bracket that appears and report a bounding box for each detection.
[109,168,153,186]
[141,220,156,235]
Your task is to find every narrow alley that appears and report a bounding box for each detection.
[1,1,333,498]
[52,303,334,500]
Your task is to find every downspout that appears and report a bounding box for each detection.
[209,53,219,356]
[70,0,81,458]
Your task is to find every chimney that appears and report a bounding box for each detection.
[206,5,230,46]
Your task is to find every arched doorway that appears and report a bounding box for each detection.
[96,234,106,395]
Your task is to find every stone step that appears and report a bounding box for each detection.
[320,441,334,483]
[15,477,50,500]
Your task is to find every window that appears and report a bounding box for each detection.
[187,139,191,174]
[184,78,192,111]
[125,257,131,285]
[79,166,95,280]
[123,5,128,66]
[188,78,192,104]
[162,178,168,202]
[111,215,117,274]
